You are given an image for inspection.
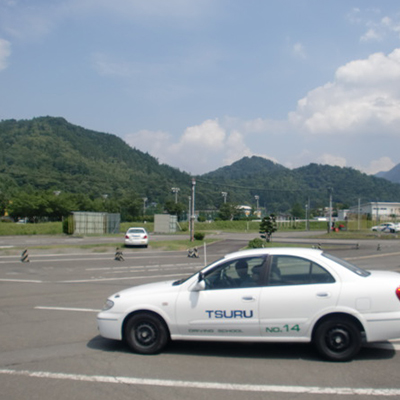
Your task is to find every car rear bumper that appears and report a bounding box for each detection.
[124,239,148,246]
[364,312,400,342]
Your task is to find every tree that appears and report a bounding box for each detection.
[291,203,305,219]
[164,200,186,220]
[259,214,277,242]
[218,202,239,221]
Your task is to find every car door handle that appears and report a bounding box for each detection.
[316,292,330,298]
[242,296,256,301]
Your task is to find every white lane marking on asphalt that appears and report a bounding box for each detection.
[0,279,43,283]
[60,273,188,283]
[0,251,194,262]
[34,306,100,313]
[86,263,201,271]
[0,369,400,396]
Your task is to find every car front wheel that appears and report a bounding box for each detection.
[313,317,362,362]
[124,313,169,354]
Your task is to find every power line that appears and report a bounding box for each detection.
[195,178,320,193]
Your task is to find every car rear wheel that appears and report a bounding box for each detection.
[124,313,169,354]
[314,317,362,362]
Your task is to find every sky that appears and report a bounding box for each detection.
[1,1,400,176]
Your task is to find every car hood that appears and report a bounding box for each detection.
[110,280,177,299]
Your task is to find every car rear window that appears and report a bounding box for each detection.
[128,229,144,233]
[322,253,370,277]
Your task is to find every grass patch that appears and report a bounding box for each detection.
[308,230,400,240]
[0,221,63,235]
[147,239,218,251]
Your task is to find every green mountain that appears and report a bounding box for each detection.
[199,157,400,212]
[0,116,191,201]
[377,163,400,184]
[1,116,400,215]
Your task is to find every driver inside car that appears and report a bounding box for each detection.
[235,260,256,287]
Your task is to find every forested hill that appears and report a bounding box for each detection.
[0,116,190,201]
[1,117,400,213]
[198,157,400,211]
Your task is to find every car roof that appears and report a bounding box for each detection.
[222,247,323,261]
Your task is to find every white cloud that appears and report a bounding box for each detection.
[124,119,271,174]
[361,156,395,175]
[0,38,11,70]
[289,48,400,135]
[360,28,381,42]
[178,119,226,149]
[350,10,400,43]
[316,154,347,168]
[124,130,172,161]
[293,42,306,59]
[124,47,400,175]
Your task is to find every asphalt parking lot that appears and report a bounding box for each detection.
[1,234,400,399]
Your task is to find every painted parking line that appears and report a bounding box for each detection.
[0,369,399,396]
[0,278,43,283]
[59,272,188,283]
[34,306,100,313]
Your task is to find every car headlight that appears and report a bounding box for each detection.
[102,299,114,311]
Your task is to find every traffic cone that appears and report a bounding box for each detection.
[21,249,30,263]
[115,247,124,261]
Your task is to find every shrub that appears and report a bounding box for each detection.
[194,232,205,241]
[248,238,265,248]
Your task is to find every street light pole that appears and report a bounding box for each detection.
[221,192,228,203]
[190,178,196,242]
[171,187,180,203]
[255,195,259,217]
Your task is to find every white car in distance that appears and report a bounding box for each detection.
[97,247,400,361]
[371,223,400,233]
[124,227,149,248]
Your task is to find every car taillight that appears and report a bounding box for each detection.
[396,286,400,301]
[143,235,148,239]
[125,235,129,239]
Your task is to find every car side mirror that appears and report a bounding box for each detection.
[191,280,206,292]
[191,273,206,291]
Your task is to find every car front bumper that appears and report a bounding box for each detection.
[97,312,124,340]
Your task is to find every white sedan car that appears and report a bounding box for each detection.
[124,227,149,248]
[97,247,400,361]
[371,223,400,233]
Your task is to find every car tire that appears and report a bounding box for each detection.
[313,317,362,362]
[124,313,169,355]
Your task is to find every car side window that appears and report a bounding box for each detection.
[204,256,265,290]
[268,255,335,286]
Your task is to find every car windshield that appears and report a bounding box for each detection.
[322,253,370,277]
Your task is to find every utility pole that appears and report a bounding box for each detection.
[328,188,333,233]
[190,178,196,242]
[188,196,191,224]
[143,197,147,219]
